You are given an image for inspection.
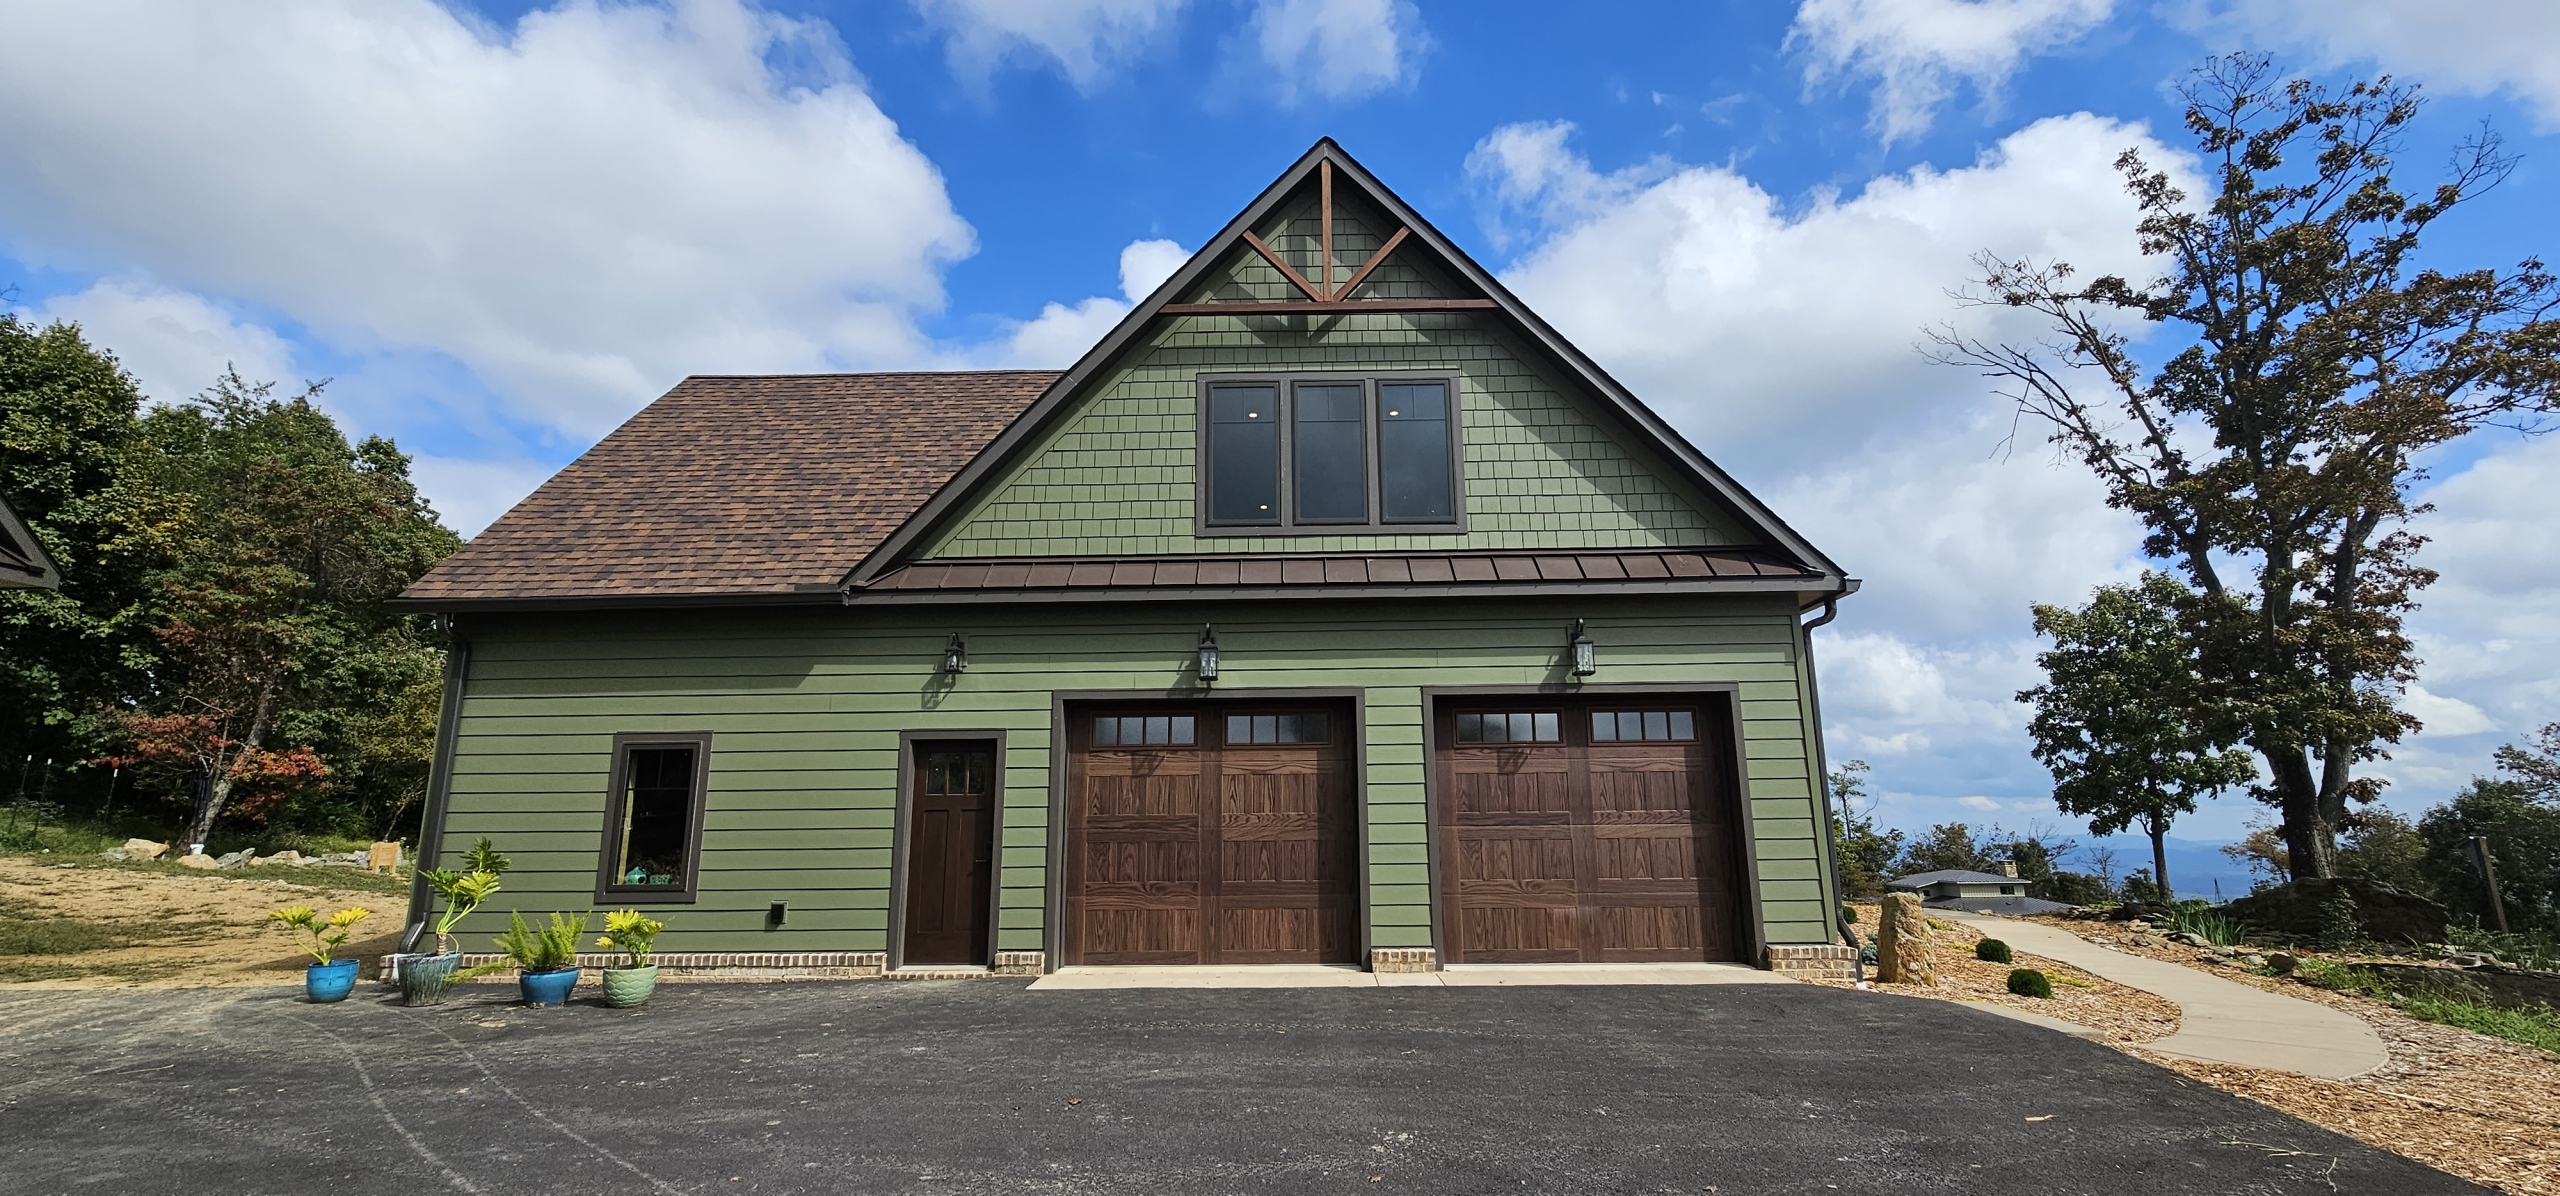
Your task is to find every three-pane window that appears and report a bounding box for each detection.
[1203,376,1459,531]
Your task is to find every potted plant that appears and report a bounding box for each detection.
[595,909,666,1008]
[496,911,591,1007]
[270,905,373,1003]
[398,837,509,1007]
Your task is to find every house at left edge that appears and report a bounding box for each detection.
[392,140,1862,980]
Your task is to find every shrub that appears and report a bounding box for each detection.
[1976,939,2013,964]
[2007,968,2054,999]
[494,911,589,972]
[2169,905,2249,946]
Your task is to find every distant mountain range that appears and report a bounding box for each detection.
[2070,833,2265,903]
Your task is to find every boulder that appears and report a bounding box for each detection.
[214,850,255,868]
[121,838,167,861]
[1875,893,1938,985]
[262,850,302,865]
[2224,877,2452,946]
[176,853,219,870]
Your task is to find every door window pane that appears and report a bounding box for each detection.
[1589,710,1700,742]
[613,746,697,888]
[1455,712,1561,743]
[1225,711,1329,744]
[1209,386,1279,524]
[1094,715,1197,747]
[1379,382,1452,521]
[1292,383,1367,522]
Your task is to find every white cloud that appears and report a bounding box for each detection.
[29,279,299,406]
[2403,685,2498,739]
[1957,795,2001,812]
[913,0,1189,89]
[1248,0,1426,104]
[2186,0,2560,129]
[0,0,974,441]
[1117,238,1190,303]
[1789,0,2115,142]
[986,237,1191,367]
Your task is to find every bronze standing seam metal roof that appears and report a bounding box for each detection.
[397,372,1058,604]
[864,550,1815,593]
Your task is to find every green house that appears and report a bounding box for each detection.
[396,141,1859,979]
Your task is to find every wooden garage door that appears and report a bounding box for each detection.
[1438,699,1744,963]
[1065,705,1357,966]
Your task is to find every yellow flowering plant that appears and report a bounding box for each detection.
[596,909,666,969]
[270,906,374,965]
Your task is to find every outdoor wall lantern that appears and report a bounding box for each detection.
[941,634,967,675]
[1570,619,1597,677]
[1197,625,1221,684]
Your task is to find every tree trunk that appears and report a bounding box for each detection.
[2263,741,2336,879]
[179,685,277,850]
[2148,817,2172,903]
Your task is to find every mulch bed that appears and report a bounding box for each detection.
[1814,903,2180,1045]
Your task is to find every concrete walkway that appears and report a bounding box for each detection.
[1944,912,2389,1080]
[1030,962,1796,990]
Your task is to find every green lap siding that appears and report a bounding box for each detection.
[428,595,1834,956]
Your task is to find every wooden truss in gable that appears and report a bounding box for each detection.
[1161,161,1496,316]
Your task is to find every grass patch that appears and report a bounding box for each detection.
[0,957,188,984]
[0,913,123,956]
[2296,957,2560,1055]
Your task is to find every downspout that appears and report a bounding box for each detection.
[402,616,472,946]
[1799,593,1860,977]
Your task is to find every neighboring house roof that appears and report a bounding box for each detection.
[396,372,1056,606]
[0,492,60,591]
[1888,870,2018,889]
[1923,895,2078,915]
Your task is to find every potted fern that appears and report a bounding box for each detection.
[496,911,591,1007]
[398,837,510,1007]
[270,905,373,1003]
[595,909,666,1008]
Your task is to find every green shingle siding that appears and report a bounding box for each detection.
[429,596,1830,955]
[923,196,1745,559]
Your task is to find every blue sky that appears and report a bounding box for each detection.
[4,0,2556,855]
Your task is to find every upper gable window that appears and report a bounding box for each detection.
[1200,374,1461,534]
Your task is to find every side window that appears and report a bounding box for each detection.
[599,733,711,902]
[1208,385,1280,524]
[1379,381,1453,521]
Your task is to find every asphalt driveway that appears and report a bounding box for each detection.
[0,979,2479,1195]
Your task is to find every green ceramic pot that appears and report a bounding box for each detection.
[601,964,659,1008]
[398,951,463,1007]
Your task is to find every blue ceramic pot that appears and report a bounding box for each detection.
[519,967,581,1007]
[305,959,360,1003]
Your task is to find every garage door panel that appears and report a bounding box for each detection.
[1067,703,1355,967]
[1440,698,1745,965]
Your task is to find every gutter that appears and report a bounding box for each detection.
[1798,589,1863,975]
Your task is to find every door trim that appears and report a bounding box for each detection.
[1420,683,1765,967]
[1045,686,1369,973]
[889,729,1006,972]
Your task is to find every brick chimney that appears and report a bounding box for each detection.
[1999,859,2020,878]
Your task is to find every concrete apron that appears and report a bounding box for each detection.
[1943,911,2389,1081]
[1030,963,1800,990]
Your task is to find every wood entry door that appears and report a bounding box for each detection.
[1438,699,1744,964]
[1064,705,1357,966]
[903,742,997,966]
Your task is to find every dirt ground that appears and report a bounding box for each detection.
[1829,904,2560,1196]
[0,855,405,986]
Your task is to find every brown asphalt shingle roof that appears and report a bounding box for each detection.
[399,372,1059,604]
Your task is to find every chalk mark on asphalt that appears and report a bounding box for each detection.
[304,1014,486,1195]
[410,1013,696,1196]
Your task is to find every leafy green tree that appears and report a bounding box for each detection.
[2020,573,2258,898]
[1932,57,2560,877]
[1895,822,1998,876]
[1825,759,1903,898]
[2420,724,2560,932]
[106,372,459,846]
[0,314,173,767]
[2335,807,2431,892]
